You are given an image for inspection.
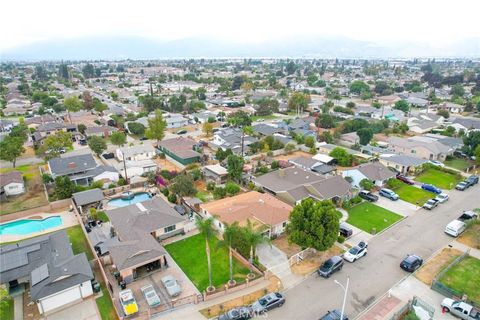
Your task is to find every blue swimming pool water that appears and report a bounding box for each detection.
[0,216,63,235]
[107,192,152,208]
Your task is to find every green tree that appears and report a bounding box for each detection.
[437,109,450,119]
[216,148,233,162]
[227,155,245,182]
[225,182,240,195]
[55,176,76,199]
[357,128,374,145]
[41,131,73,159]
[195,217,218,291]
[127,122,145,136]
[286,199,339,251]
[202,122,213,137]
[145,109,167,144]
[82,63,95,79]
[64,96,82,123]
[228,110,252,127]
[304,135,315,148]
[359,179,375,191]
[329,147,353,166]
[288,92,309,115]
[475,145,480,165]
[394,100,410,113]
[319,131,333,143]
[463,131,480,155]
[170,173,197,197]
[77,124,87,135]
[349,80,370,95]
[450,84,465,97]
[87,136,107,156]
[244,219,270,276]
[315,113,335,129]
[110,131,127,147]
[0,136,25,167]
[216,222,240,286]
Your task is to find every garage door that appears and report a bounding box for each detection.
[39,286,82,314]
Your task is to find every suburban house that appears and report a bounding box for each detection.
[252,123,286,137]
[288,156,336,175]
[0,170,25,198]
[0,231,93,315]
[72,188,105,214]
[450,117,480,133]
[202,164,228,184]
[116,144,156,162]
[212,127,258,155]
[31,121,78,145]
[387,136,453,161]
[342,162,396,188]
[189,111,218,124]
[407,114,444,134]
[164,113,189,128]
[379,154,428,174]
[200,191,293,238]
[84,126,118,138]
[48,154,119,186]
[431,102,464,114]
[106,197,187,283]
[157,137,201,165]
[339,132,360,146]
[254,167,351,206]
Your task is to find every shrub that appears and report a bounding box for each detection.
[160,170,172,180]
[284,142,296,153]
[359,179,375,191]
[271,160,280,169]
[42,173,53,184]
[225,182,241,195]
[386,178,402,189]
[167,193,177,203]
[190,168,201,181]
[117,177,126,186]
[206,181,216,191]
[256,166,269,175]
[350,196,363,205]
[213,186,227,199]
[186,163,200,170]
[162,188,170,197]
[337,235,345,243]
[248,181,255,190]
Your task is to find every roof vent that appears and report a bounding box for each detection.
[67,162,76,169]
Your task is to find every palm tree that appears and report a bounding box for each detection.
[216,222,240,286]
[195,217,218,292]
[244,219,271,277]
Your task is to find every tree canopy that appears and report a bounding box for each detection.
[329,147,353,166]
[145,109,167,142]
[0,136,25,167]
[87,136,107,156]
[227,155,245,182]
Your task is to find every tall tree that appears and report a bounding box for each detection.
[87,136,107,156]
[0,136,25,167]
[41,131,73,160]
[195,217,218,292]
[244,219,270,276]
[54,176,76,199]
[357,128,373,145]
[145,109,167,144]
[288,92,309,116]
[216,222,240,286]
[82,91,93,110]
[202,122,213,137]
[64,96,82,123]
[170,174,197,197]
[109,131,127,147]
[227,155,245,182]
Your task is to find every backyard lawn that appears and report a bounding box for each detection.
[347,202,403,234]
[439,256,480,305]
[165,234,250,292]
[415,168,461,190]
[0,164,48,215]
[393,184,436,205]
[67,225,94,261]
[96,284,118,320]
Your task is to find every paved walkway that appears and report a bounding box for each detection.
[13,295,23,320]
[256,244,303,289]
[450,241,480,259]
[357,294,403,320]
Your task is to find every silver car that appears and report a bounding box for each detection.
[141,284,161,308]
[161,275,182,297]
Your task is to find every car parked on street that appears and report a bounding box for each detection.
[423,199,439,210]
[465,175,479,187]
[379,188,399,200]
[400,254,423,272]
[319,309,349,320]
[161,275,182,297]
[358,190,378,202]
[458,211,479,222]
[455,181,469,191]
[318,256,344,278]
[141,284,161,308]
[421,184,442,194]
[445,220,467,237]
[251,292,285,313]
[218,306,254,320]
[343,241,368,262]
[339,223,353,238]
[435,193,449,203]
[176,129,187,134]
[396,174,414,185]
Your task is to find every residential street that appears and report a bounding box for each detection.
[268,185,478,320]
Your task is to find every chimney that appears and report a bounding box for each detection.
[68,162,76,169]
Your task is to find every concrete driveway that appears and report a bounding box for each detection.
[375,195,418,217]
[47,298,100,320]
[267,184,479,319]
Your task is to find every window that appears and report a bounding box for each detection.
[164,225,176,233]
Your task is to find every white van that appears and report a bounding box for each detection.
[444,220,466,237]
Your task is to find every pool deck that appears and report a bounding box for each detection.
[0,211,78,243]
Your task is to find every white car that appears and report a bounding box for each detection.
[161,275,182,297]
[343,242,368,262]
[435,193,449,203]
[141,284,161,308]
[428,160,445,167]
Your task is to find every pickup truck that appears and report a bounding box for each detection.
[423,199,439,210]
[441,298,480,320]
[458,211,479,222]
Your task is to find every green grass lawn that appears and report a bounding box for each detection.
[165,234,250,292]
[415,168,462,190]
[66,225,94,261]
[251,115,278,122]
[347,202,403,234]
[96,284,118,320]
[444,158,473,171]
[195,190,211,203]
[439,256,480,305]
[393,184,436,205]
[0,286,13,320]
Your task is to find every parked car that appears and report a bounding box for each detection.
[176,129,187,134]
[251,292,285,313]
[454,150,468,159]
[396,174,414,185]
[455,181,469,191]
[445,220,467,237]
[421,184,442,194]
[339,223,353,238]
[343,241,368,262]
[358,190,378,202]
[79,139,87,146]
[379,188,399,201]
[428,160,445,167]
[102,152,115,159]
[218,307,254,320]
[174,205,187,215]
[400,254,423,272]
[319,309,349,320]
[423,199,439,210]
[465,175,479,187]
[318,256,344,278]
[119,289,139,316]
[161,275,182,297]
[441,298,480,320]
[435,193,449,203]
[458,210,479,222]
[141,284,161,308]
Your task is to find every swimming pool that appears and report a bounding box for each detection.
[0,216,63,235]
[107,192,152,208]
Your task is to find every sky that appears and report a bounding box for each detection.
[1,0,480,51]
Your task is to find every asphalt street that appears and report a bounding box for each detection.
[267,184,478,320]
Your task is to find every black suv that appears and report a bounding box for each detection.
[465,175,479,187]
[358,190,379,202]
[318,256,344,278]
[339,223,353,238]
[400,254,423,272]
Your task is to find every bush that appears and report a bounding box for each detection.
[160,170,172,180]
[206,181,216,191]
[271,160,280,169]
[162,188,170,197]
[213,186,227,199]
[248,181,255,190]
[190,168,201,181]
[117,177,126,186]
[167,193,177,203]
[225,182,241,195]
[350,196,363,205]
[256,166,269,175]
[386,178,402,189]
[337,235,345,243]
[359,179,375,191]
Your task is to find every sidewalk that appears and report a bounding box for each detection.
[450,241,480,259]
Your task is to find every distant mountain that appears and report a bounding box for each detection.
[2,35,479,60]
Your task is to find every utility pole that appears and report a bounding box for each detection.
[334,277,350,320]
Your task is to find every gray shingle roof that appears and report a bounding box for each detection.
[48,154,97,176]
[357,162,396,181]
[254,167,325,193]
[72,188,105,206]
[0,170,23,188]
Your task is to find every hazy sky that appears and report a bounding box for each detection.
[1,0,479,51]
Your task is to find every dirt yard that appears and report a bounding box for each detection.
[273,151,312,162]
[415,248,463,285]
[154,157,181,172]
[456,222,480,249]
[272,235,302,258]
[291,245,344,276]
[198,276,282,318]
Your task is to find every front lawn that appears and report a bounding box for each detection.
[96,284,118,320]
[250,115,278,122]
[165,234,250,292]
[347,202,403,234]
[415,168,461,190]
[439,256,480,305]
[393,184,436,205]
[67,225,94,261]
[444,158,473,171]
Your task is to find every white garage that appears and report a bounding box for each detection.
[37,280,93,314]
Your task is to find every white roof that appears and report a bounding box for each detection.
[312,153,334,164]
[203,164,228,175]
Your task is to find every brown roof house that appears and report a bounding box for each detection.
[342,162,396,188]
[200,191,293,238]
[253,167,351,206]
